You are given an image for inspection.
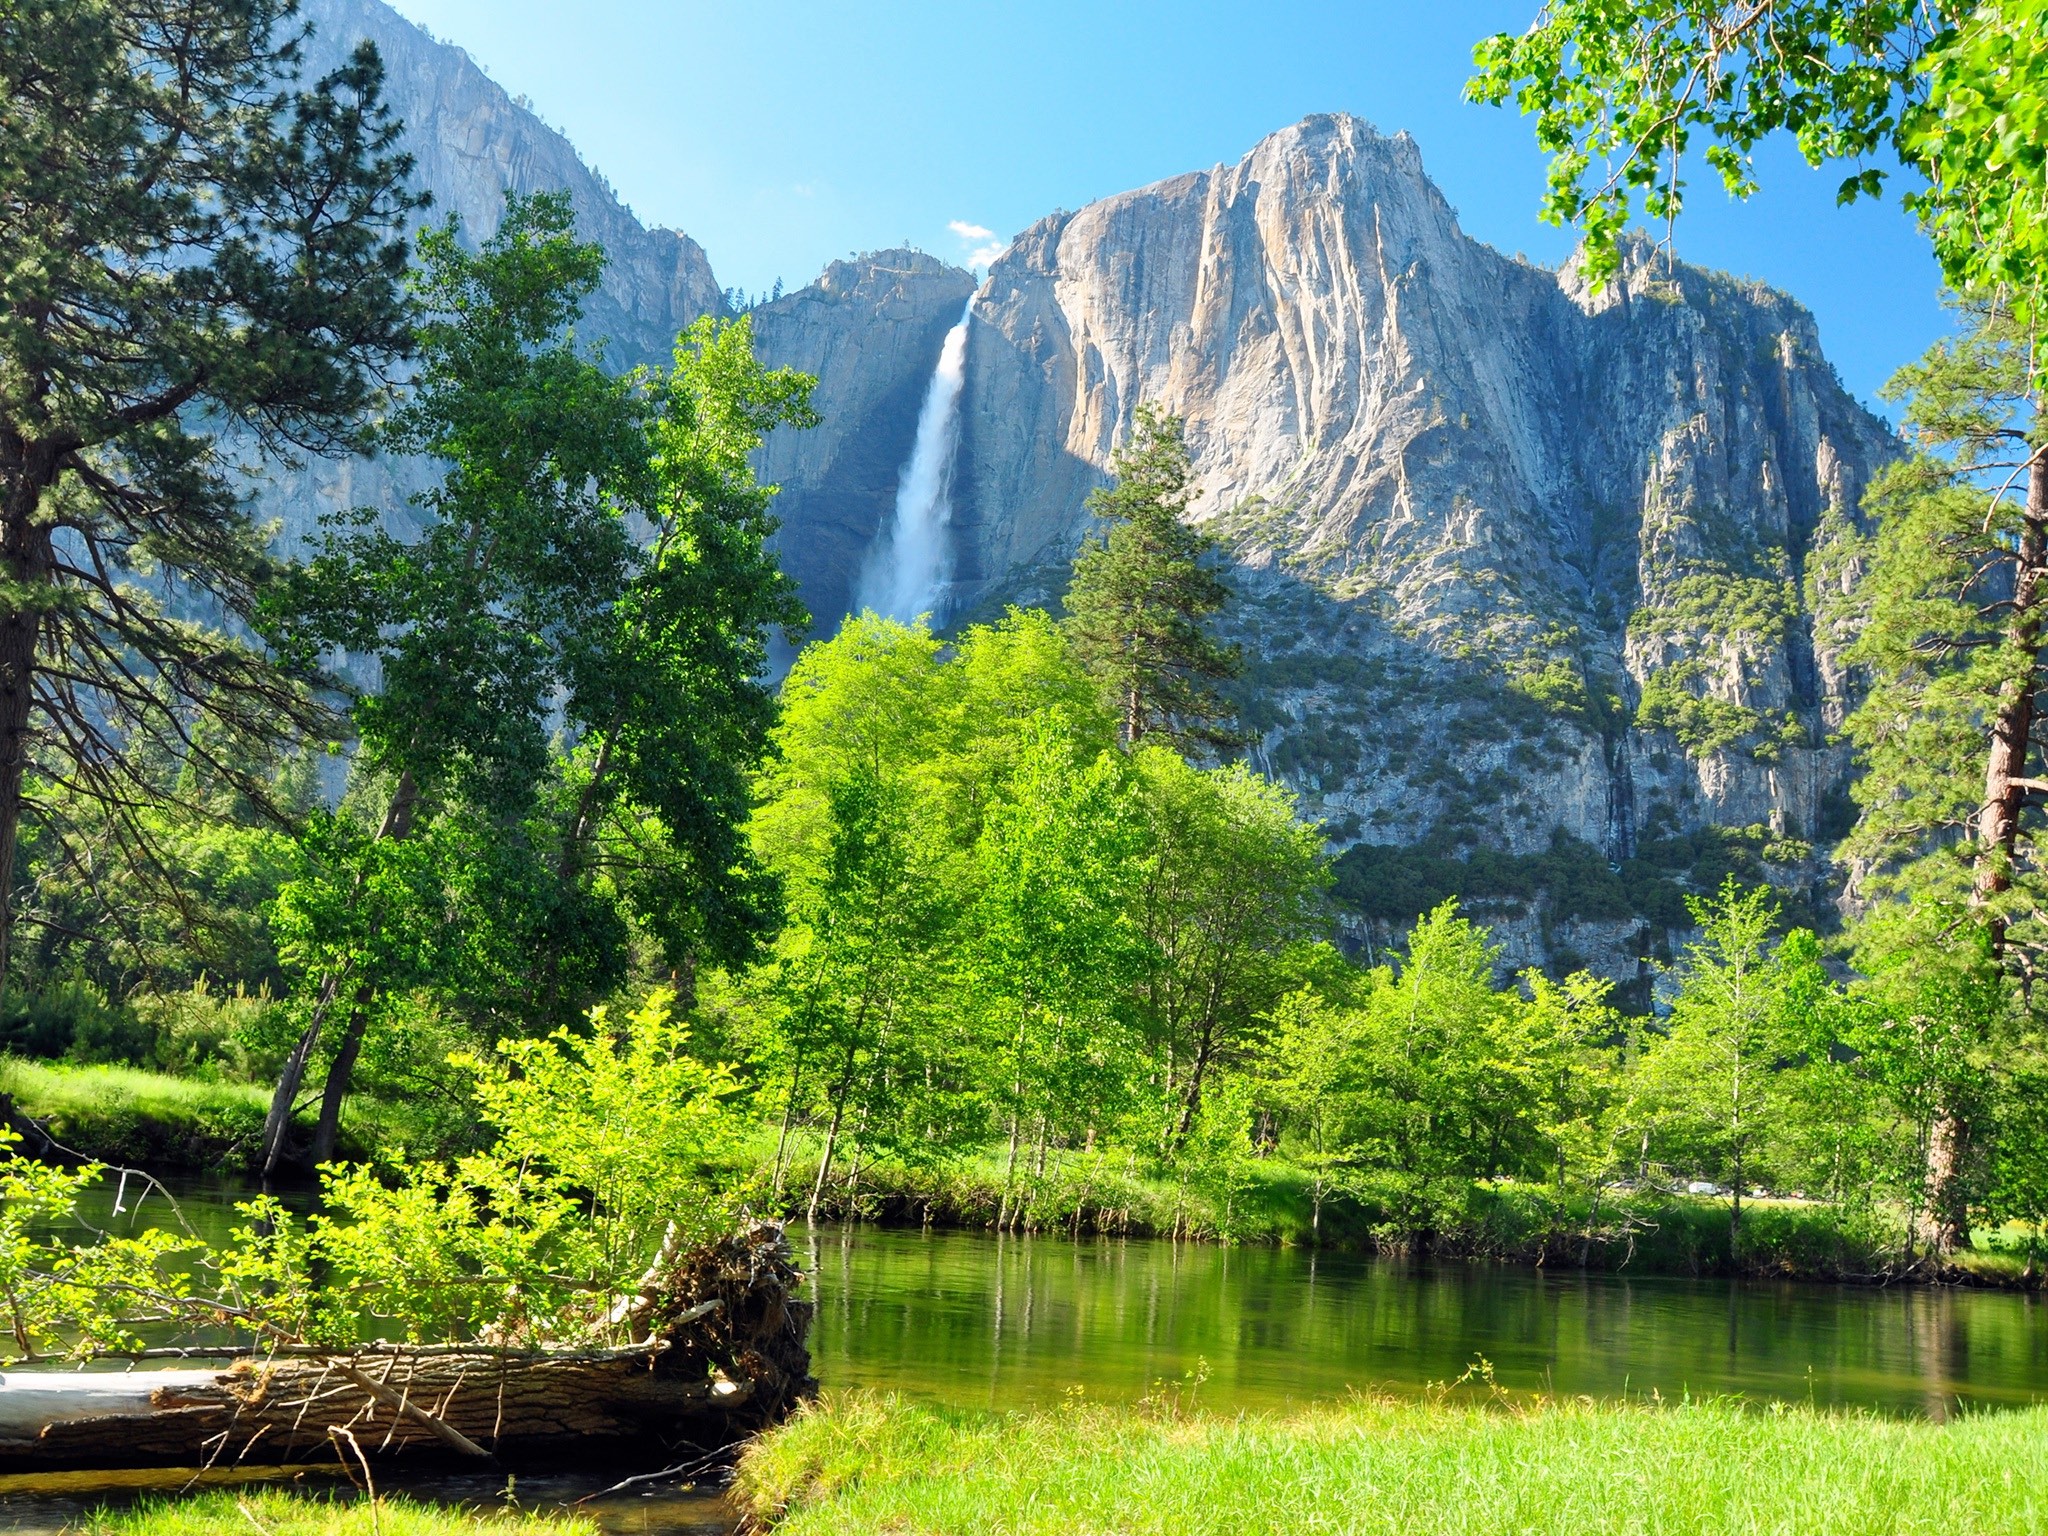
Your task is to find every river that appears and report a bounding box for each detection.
[2,1189,2044,1532]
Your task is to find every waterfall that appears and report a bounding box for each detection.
[856,301,972,624]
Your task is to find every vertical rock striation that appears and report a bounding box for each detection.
[301,0,725,369]
[931,113,1896,980]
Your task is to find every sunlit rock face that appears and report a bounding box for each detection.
[254,0,729,563]
[302,0,724,368]
[928,113,1895,981]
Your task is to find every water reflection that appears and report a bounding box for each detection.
[802,1223,2048,1418]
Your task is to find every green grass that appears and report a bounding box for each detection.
[0,1056,383,1173]
[70,1490,592,1536]
[735,1390,2048,1536]
[780,1138,1320,1244]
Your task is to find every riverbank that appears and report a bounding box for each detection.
[786,1143,2041,1288]
[7,1065,2034,1287]
[0,1058,374,1174]
[735,1390,2048,1535]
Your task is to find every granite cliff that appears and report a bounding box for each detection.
[783,115,1896,986]
[263,4,1897,984]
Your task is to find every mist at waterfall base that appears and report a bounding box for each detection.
[856,302,972,625]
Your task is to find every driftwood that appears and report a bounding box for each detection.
[0,1221,813,1472]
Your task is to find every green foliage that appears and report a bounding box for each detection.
[1823,301,2048,1243]
[0,1127,203,1361]
[0,992,746,1352]
[0,0,422,974]
[256,195,817,1170]
[1629,571,1801,759]
[1265,902,1624,1236]
[744,609,1338,1224]
[1332,828,1692,935]
[1130,747,1332,1144]
[1906,1,2048,344]
[1834,302,2046,937]
[966,719,1149,1214]
[75,1490,596,1536]
[1631,881,1803,1234]
[1467,0,2048,393]
[277,990,746,1345]
[1063,406,1242,750]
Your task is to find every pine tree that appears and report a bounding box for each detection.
[1828,296,2046,1249]
[1062,406,1241,751]
[0,0,420,980]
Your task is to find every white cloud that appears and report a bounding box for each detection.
[949,220,1009,268]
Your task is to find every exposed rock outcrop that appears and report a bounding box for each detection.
[915,113,1896,982]
[302,0,724,369]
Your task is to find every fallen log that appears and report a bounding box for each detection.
[0,1221,813,1472]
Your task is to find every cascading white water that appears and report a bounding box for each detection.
[856,301,972,623]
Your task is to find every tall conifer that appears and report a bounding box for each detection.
[0,0,419,979]
[1828,296,2047,1249]
[1062,406,1241,751]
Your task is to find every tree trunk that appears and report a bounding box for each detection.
[1951,447,2048,1252]
[0,1224,814,1472]
[261,773,418,1177]
[806,1048,856,1228]
[1171,1024,1218,1148]
[259,973,343,1179]
[770,1048,807,1200]
[1917,1111,1972,1257]
[997,1111,1022,1231]
[1973,448,2048,927]
[0,451,58,985]
[309,990,375,1166]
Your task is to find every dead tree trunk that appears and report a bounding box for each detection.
[0,1224,813,1472]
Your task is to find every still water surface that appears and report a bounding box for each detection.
[803,1223,2048,1418]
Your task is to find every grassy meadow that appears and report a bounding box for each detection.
[735,1390,2048,1536]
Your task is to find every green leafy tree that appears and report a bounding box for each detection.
[1839,907,2004,1249]
[258,194,647,1170]
[1467,0,2047,376]
[1635,880,1806,1243]
[0,0,420,979]
[1343,902,1543,1232]
[1063,406,1241,751]
[964,718,1147,1227]
[0,991,748,1354]
[775,767,956,1221]
[544,311,815,998]
[265,196,814,1169]
[1129,747,1331,1147]
[1264,985,1363,1242]
[747,611,1116,1212]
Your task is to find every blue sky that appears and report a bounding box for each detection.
[385,0,1948,410]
